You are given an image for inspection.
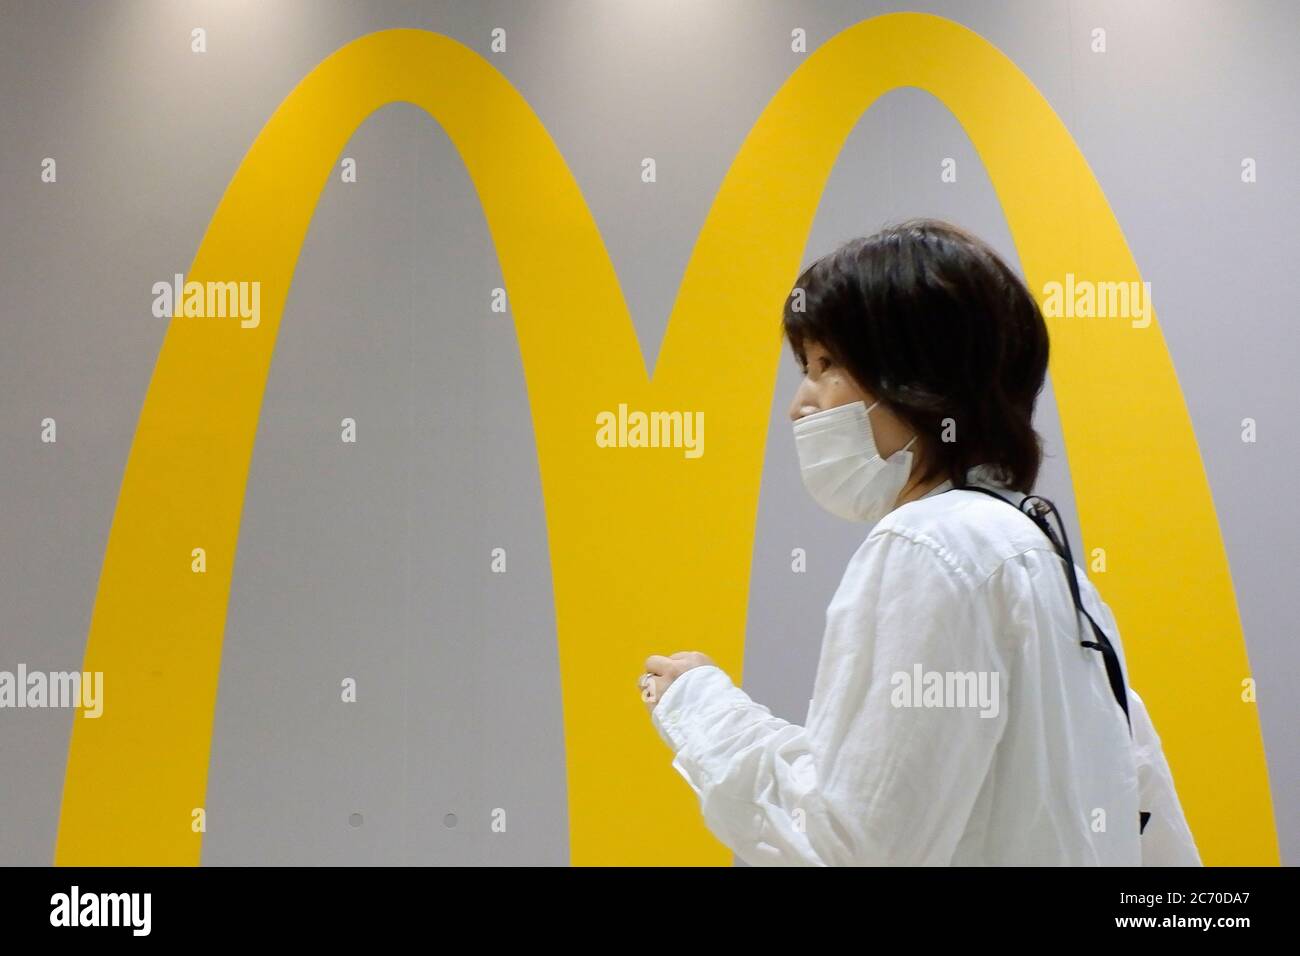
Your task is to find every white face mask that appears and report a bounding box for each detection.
[792,400,918,523]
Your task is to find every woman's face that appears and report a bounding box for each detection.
[787,339,916,460]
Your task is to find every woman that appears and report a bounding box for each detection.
[638,219,1200,866]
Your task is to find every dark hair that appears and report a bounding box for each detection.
[781,218,1050,493]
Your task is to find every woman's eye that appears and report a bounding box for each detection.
[800,353,832,375]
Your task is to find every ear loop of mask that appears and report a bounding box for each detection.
[864,400,918,457]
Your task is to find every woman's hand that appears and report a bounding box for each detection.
[640,651,715,714]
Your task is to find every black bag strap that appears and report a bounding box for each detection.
[959,486,1133,736]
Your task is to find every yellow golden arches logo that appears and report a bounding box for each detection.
[56,12,1278,866]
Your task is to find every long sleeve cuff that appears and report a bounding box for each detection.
[650,664,792,795]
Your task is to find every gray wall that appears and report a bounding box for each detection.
[1,0,1295,865]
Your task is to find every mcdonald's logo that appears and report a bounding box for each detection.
[55,12,1279,866]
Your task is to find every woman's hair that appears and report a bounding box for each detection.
[781,218,1050,493]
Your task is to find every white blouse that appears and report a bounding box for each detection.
[651,467,1202,866]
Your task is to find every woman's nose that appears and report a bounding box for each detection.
[788,393,820,422]
[788,375,822,421]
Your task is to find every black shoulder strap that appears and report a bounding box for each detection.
[960,486,1133,736]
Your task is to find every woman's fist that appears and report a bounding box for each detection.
[640,651,715,713]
